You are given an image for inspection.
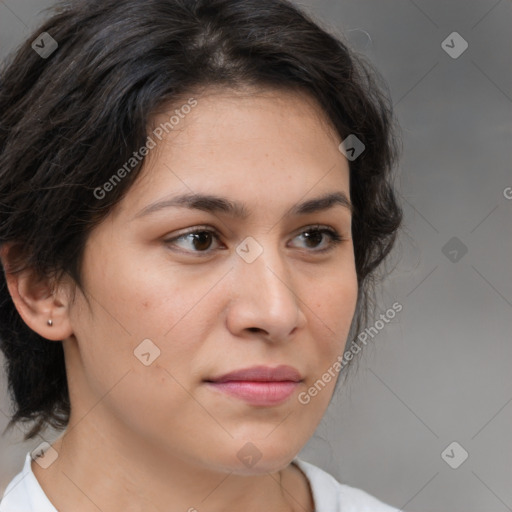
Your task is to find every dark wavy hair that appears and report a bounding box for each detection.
[0,0,402,441]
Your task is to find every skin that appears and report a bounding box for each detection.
[2,87,358,512]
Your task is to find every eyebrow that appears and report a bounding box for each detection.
[133,191,353,220]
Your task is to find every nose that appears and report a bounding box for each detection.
[225,241,307,342]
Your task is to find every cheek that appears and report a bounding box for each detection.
[69,251,195,405]
[91,361,211,457]
[309,269,358,343]
[70,296,207,443]
[83,243,213,340]
[288,266,357,402]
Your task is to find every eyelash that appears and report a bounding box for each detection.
[163,224,346,256]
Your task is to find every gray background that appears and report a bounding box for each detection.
[1,1,511,511]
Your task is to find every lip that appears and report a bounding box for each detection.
[204,365,303,406]
[206,365,303,383]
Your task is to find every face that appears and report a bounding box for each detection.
[62,87,358,474]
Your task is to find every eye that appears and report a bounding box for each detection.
[289,225,344,253]
[164,224,346,256]
[164,227,222,254]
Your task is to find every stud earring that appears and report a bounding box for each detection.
[47,319,53,326]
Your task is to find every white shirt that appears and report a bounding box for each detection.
[0,452,400,511]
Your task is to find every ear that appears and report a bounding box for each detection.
[0,242,74,341]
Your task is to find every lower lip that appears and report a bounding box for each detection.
[205,381,300,406]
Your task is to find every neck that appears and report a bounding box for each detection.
[31,412,312,512]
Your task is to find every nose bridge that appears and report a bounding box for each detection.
[237,234,292,296]
[231,234,303,336]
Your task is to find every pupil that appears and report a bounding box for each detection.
[193,232,212,251]
[304,231,322,247]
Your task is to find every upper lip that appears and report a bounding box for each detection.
[206,365,303,383]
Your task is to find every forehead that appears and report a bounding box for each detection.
[148,86,341,156]
[116,86,349,217]
[151,85,338,132]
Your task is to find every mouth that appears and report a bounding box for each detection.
[204,380,301,406]
[204,365,303,406]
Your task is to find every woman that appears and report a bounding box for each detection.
[0,0,403,510]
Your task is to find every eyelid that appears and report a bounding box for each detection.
[163,225,225,251]
[288,224,346,252]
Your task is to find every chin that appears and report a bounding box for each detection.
[228,440,301,476]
